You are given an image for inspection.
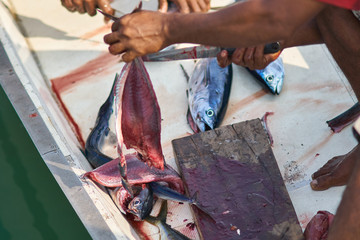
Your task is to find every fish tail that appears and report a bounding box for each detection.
[146,200,168,225]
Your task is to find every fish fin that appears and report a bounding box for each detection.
[187,108,199,133]
[180,64,190,82]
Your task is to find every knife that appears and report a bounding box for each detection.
[142,42,281,62]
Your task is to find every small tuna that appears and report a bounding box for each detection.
[182,57,233,133]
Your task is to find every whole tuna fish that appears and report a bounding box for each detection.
[84,74,117,168]
[146,200,192,240]
[183,57,232,133]
[246,57,284,95]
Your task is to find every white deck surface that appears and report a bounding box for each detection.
[2,0,358,238]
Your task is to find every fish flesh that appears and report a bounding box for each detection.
[128,185,154,221]
[246,56,284,95]
[83,153,184,193]
[182,57,232,133]
[108,187,133,214]
[304,211,334,240]
[84,74,117,168]
[327,102,360,133]
[113,57,166,195]
[119,58,165,170]
[146,200,192,240]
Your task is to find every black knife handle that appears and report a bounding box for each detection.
[222,42,281,56]
[263,42,281,54]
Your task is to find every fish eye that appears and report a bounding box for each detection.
[134,200,141,205]
[206,109,214,117]
[266,75,274,82]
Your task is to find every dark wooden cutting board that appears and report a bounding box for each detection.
[172,119,303,240]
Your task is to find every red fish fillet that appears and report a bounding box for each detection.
[304,211,334,240]
[120,58,165,170]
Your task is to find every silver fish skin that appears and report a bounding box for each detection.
[149,182,214,221]
[247,57,284,95]
[84,74,117,168]
[146,200,192,240]
[149,182,195,204]
[186,57,232,133]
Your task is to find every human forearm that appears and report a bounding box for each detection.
[166,0,326,48]
[104,0,326,62]
[281,18,324,49]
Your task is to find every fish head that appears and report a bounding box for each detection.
[195,105,217,132]
[258,57,285,94]
[128,186,154,220]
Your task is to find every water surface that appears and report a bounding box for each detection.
[0,86,91,240]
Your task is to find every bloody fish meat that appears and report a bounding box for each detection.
[83,153,184,193]
[326,102,360,133]
[120,58,165,170]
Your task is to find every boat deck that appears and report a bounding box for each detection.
[0,0,357,239]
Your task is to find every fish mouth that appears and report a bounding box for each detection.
[204,123,213,131]
[198,121,213,132]
[275,80,283,94]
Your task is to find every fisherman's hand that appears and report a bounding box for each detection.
[61,0,114,19]
[158,0,210,13]
[310,144,360,191]
[217,45,281,70]
[104,10,170,62]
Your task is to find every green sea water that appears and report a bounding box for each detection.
[0,86,91,240]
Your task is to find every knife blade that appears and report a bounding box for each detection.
[142,42,281,62]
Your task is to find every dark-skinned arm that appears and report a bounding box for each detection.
[104,0,326,62]
[217,16,325,69]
